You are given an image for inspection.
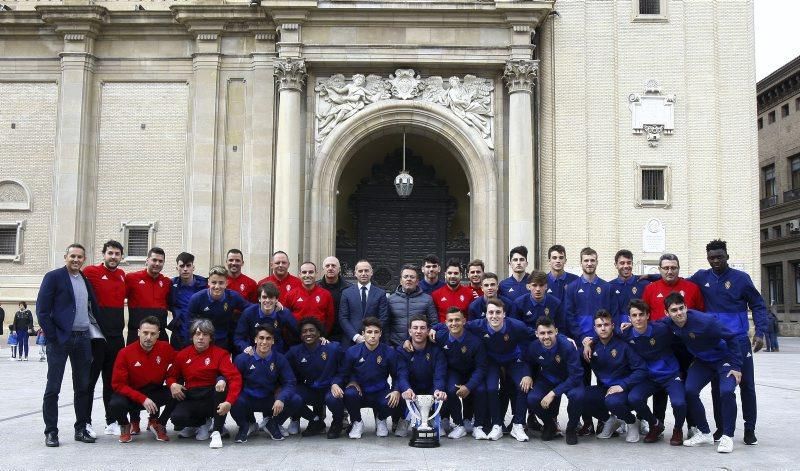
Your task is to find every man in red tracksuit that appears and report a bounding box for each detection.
[642,253,704,320]
[226,249,258,303]
[110,316,176,443]
[257,250,303,304]
[432,258,474,323]
[284,262,335,336]
[126,247,171,344]
[83,240,128,436]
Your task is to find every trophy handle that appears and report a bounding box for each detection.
[405,399,423,423]
[428,399,444,421]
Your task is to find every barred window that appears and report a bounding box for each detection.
[641,169,665,201]
[0,226,16,256]
[639,0,661,15]
[635,164,670,208]
[121,221,157,261]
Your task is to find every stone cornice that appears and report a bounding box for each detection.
[35,5,108,38]
[171,4,271,36]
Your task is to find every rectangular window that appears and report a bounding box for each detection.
[633,0,667,21]
[121,221,157,261]
[795,262,800,304]
[763,164,776,198]
[796,97,800,111]
[761,228,769,241]
[635,164,671,208]
[791,156,800,190]
[0,221,25,262]
[639,0,661,15]
[768,111,776,124]
[773,225,782,238]
[758,117,763,129]
[766,264,783,305]
[642,169,664,201]
[782,103,790,118]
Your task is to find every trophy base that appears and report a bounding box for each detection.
[408,428,440,448]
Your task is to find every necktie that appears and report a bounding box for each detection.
[361,286,368,314]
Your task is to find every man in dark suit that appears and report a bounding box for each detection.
[36,243,103,447]
[339,260,388,347]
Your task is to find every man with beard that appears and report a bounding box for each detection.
[432,258,474,323]
[126,247,171,344]
[285,262,335,337]
[466,259,485,298]
[225,249,258,303]
[419,254,445,294]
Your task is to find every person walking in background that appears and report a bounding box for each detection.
[766,308,780,353]
[37,328,47,361]
[13,301,34,361]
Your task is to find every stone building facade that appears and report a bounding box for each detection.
[0,0,760,304]
[757,54,800,335]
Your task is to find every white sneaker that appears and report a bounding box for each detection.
[394,419,410,437]
[247,422,259,437]
[279,425,290,436]
[473,426,488,440]
[448,425,467,439]
[639,419,649,435]
[688,426,700,439]
[84,424,98,439]
[626,420,640,443]
[683,431,714,447]
[441,418,452,434]
[510,423,529,442]
[209,431,222,449]
[196,419,212,441]
[258,417,269,432]
[376,419,389,437]
[104,422,121,436]
[287,419,300,435]
[463,418,474,434]
[349,420,364,439]
[597,416,623,439]
[717,435,733,453]
[487,424,503,441]
[177,426,197,438]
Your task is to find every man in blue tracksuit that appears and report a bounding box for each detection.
[169,252,207,350]
[231,324,301,442]
[330,317,401,439]
[499,246,530,301]
[435,297,534,441]
[609,249,654,324]
[689,239,767,446]
[584,309,648,443]
[618,299,687,446]
[394,315,448,438]
[518,316,584,445]
[235,282,298,355]
[188,266,251,353]
[545,244,579,302]
[513,270,566,333]
[661,292,742,453]
[285,317,345,438]
[468,272,514,320]
[433,307,487,439]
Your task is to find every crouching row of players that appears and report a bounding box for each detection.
[111,291,741,452]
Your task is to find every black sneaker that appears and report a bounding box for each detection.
[527,415,542,432]
[264,419,285,441]
[565,428,578,445]
[327,421,343,439]
[541,420,557,441]
[301,419,326,437]
[234,428,249,443]
[743,429,758,445]
[713,429,723,442]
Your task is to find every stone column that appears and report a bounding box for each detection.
[37,6,106,266]
[272,58,307,266]
[503,59,539,250]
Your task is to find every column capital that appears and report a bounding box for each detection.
[274,57,307,92]
[503,59,539,94]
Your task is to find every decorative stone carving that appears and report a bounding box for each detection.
[0,180,31,211]
[628,79,675,147]
[503,59,538,94]
[315,74,390,143]
[315,69,495,149]
[642,218,666,253]
[274,57,307,91]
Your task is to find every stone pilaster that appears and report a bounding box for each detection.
[37,5,107,266]
[272,57,307,266]
[503,59,538,249]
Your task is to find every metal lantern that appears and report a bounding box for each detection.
[394,131,414,197]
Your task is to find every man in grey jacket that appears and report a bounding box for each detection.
[386,264,438,346]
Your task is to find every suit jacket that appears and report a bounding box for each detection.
[339,283,388,347]
[36,266,102,345]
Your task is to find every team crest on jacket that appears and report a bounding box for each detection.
[555,354,561,364]
[611,349,617,358]
[224,303,229,312]
[156,356,161,365]
[689,332,696,340]
[240,283,245,291]
[425,352,431,361]
[680,290,685,296]
[596,287,602,294]
[632,287,638,295]
[321,351,327,361]
[649,338,656,346]
[159,280,163,287]
[544,307,550,316]
[204,357,211,366]
[270,362,275,371]
[503,334,510,342]
[724,281,731,290]
[286,285,291,291]
[274,320,279,329]
[459,295,465,302]
[461,345,467,354]
[316,296,320,303]
[376,355,382,365]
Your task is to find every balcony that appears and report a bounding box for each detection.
[785,188,800,203]
[761,195,778,209]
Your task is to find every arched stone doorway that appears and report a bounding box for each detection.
[308,100,499,279]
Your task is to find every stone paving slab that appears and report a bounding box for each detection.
[0,338,797,471]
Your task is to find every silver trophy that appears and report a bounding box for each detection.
[406,395,444,447]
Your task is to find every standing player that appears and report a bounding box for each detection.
[609,249,653,324]
[235,282,298,355]
[225,249,258,303]
[642,253,704,319]
[125,247,171,344]
[513,270,565,333]
[284,262,335,336]
[258,251,303,304]
[545,245,578,301]
[466,259,485,298]
[499,246,529,301]
[188,266,250,353]
[468,273,514,321]
[432,258,474,323]
[419,254,445,294]
[168,252,207,350]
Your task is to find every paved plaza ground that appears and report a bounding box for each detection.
[0,338,797,470]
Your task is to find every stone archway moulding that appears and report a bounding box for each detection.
[310,99,499,271]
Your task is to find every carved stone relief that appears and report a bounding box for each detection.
[315,69,494,149]
[628,79,675,147]
[0,180,31,211]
